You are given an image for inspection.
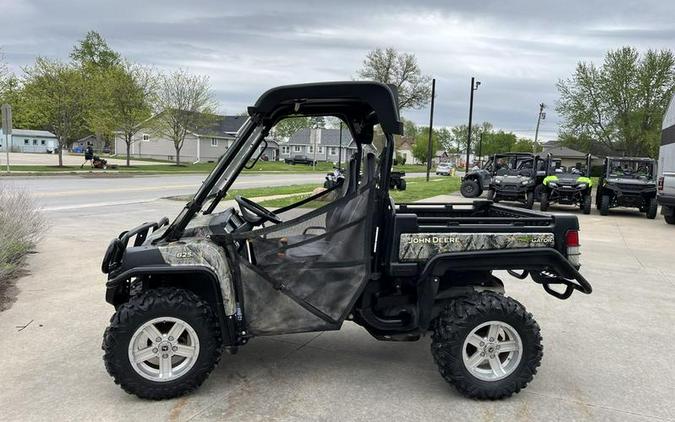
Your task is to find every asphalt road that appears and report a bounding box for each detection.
[1,173,328,211]
[1,184,673,420]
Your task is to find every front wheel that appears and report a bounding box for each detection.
[646,197,658,219]
[461,180,480,198]
[431,292,543,399]
[582,194,592,215]
[398,179,407,191]
[524,192,535,209]
[600,195,610,216]
[487,189,496,201]
[102,288,222,400]
[539,191,549,211]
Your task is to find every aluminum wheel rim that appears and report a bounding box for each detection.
[462,320,523,381]
[128,317,200,382]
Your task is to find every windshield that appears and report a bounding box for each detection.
[608,160,654,179]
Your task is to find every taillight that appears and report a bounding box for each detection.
[658,177,664,191]
[566,230,580,267]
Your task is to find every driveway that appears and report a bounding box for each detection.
[0,195,674,420]
[1,151,164,166]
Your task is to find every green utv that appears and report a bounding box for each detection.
[595,157,658,218]
[540,153,593,214]
[101,82,592,401]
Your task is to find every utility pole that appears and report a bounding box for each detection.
[1,103,12,173]
[465,77,480,173]
[425,78,436,182]
[338,121,343,170]
[534,102,546,151]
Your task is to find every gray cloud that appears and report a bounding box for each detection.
[1,0,673,140]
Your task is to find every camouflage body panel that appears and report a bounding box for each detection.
[158,238,236,315]
[399,232,555,262]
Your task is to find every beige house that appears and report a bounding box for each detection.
[113,114,248,163]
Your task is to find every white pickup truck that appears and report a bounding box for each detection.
[658,93,675,225]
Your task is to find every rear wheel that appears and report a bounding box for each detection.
[600,195,610,216]
[398,179,407,191]
[539,191,549,211]
[665,214,675,225]
[646,197,658,219]
[524,192,535,209]
[431,292,543,399]
[103,288,222,400]
[582,194,592,215]
[461,180,480,198]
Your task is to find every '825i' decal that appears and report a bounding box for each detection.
[398,232,555,262]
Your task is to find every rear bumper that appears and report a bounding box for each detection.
[657,193,675,208]
[420,247,592,300]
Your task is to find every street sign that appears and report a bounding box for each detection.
[1,103,12,134]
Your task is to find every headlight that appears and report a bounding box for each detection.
[521,180,529,185]
[495,179,501,184]
[578,183,587,189]
[549,182,558,187]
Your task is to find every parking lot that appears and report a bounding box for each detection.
[0,193,674,421]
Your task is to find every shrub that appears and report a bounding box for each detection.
[0,184,46,284]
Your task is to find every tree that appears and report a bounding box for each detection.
[22,58,88,166]
[557,46,675,157]
[71,31,121,70]
[450,122,493,154]
[481,131,517,157]
[108,64,157,166]
[357,48,432,110]
[154,69,217,165]
[273,116,311,139]
[513,137,542,153]
[411,127,440,163]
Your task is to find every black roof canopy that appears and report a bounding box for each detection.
[248,81,404,138]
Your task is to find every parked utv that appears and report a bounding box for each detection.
[540,153,593,214]
[486,153,538,209]
[101,82,591,401]
[460,158,492,198]
[595,157,658,218]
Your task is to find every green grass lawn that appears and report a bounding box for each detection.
[256,176,461,209]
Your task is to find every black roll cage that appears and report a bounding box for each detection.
[544,153,592,176]
[489,152,537,177]
[159,81,404,242]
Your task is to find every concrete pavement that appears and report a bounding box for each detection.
[0,191,674,420]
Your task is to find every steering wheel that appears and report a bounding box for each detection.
[235,196,282,225]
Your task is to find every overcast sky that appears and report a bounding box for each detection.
[1,0,674,140]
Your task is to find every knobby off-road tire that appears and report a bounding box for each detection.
[103,288,222,400]
[431,292,543,400]
[533,184,543,202]
[582,194,592,215]
[398,179,407,191]
[665,213,675,225]
[539,192,549,211]
[600,195,610,216]
[525,192,535,209]
[461,180,481,198]
[646,197,658,219]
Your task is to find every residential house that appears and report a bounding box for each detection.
[113,114,248,163]
[542,145,598,168]
[279,128,357,164]
[0,128,58,153]
[72,134,108,153]
[395,137,417,164]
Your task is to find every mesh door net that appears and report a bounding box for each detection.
[233,184,373,335]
